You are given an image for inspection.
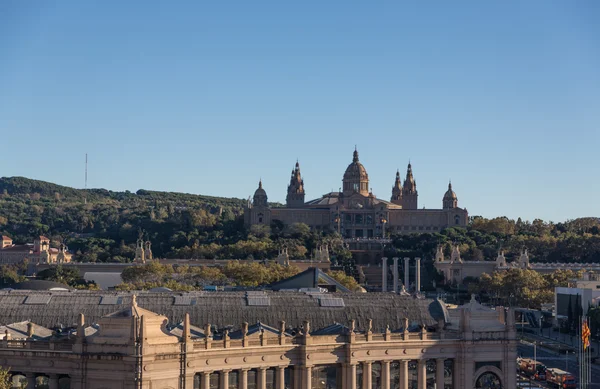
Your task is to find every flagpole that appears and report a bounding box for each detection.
[581,314,585,389]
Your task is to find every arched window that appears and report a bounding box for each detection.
[475,372,502,389]
[454,215,460,225]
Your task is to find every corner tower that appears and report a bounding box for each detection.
[402,162,418,209]
[342,147,369,196]
[286,161,305,207]
[390,170,403,205]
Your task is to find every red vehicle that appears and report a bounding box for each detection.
[546,368,576,389]
[518,358,546,380]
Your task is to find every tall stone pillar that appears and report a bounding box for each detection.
[382,361,391,389]
[277,366,285,389]
[221,370,229,389]
[363,362,372,389]
[436,359,445,389]
[25,373,35,389]
[48,375,59,389]
[303,366,312,389]
[382,257,388,292]
[415,257,421,293]
[258,367,267,389]
[417,360,426,389]
[400,360,409,389]
[241,369,248,389]
[344,363,357,389]
[403,257,410,291]
[202,372,211,389]
[393,257,399,293]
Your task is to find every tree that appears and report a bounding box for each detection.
[326,270,361,292]
[0,367,10,389]
[36,265,81,285]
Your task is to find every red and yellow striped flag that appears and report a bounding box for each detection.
[582,320,591,350]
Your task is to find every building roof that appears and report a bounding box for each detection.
[0,290,446,333]
[7,280,72,291]
[0,244,31,252]
[0,321,53,340]
[1,235,11,240]
[269,267,351,292]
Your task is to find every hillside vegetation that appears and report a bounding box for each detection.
[0,176,599,265]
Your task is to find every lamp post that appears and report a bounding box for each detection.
[334,215,341,235]
[380,217,387,238]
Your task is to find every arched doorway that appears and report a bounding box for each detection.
[475,371,502,389]
[10,373,26,389]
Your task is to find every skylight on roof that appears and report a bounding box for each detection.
[319,297,345,307]
[24,295,51,305]
[174,296,197,306]
[247,296,271,306]
[100,296,123,305]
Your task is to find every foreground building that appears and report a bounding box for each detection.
[0,290,516,388]
[244,149,469,237]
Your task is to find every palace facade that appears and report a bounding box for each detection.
[244,149,468,237]
[0,235,72,265]
[0,290,517,389]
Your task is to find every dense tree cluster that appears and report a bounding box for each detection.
[0,177,352,264]
[388,216,600,265]
[469,268,581,308]
[1,177,599,268]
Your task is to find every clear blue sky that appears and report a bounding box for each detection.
[1,1,598,222]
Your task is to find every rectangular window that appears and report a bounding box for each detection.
[355,214,363,224]
[209,373,219,389]
[372,362,382,389]
[247,370,257,389]
[266,368,276,389]
[229,371,239,389]
[356,364,363,389]
[311,365,339,389]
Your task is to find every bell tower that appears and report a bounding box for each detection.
[391,170,403,205]
[402,162,418,209]
[286,161,305,207]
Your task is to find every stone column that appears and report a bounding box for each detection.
[400,360,409,389]
[382,361,391,389]
[363,362,372,389]
[382,257,388,292]
[345,364,357,389]
[303,366,312,389]
[221,370,229,389]
[241,369,248,389]
[404,257,410,291]
[417,360,426,389]
[202,372,212,389]
[415,257,421,293]
[25,373,35,389]
[258,368,267,389]
[48,375,59,389]
[392,257,399,293]
[436,359,445,389]
[277,366,285,389]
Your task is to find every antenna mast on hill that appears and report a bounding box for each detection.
[84,153,88,204]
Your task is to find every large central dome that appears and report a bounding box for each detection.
[342,148,369,196]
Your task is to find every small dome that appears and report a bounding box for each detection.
[443,182,457,200]
[343,149,369,181]
[253,180,267,198]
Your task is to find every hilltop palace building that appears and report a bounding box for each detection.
[245,149,468,237]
